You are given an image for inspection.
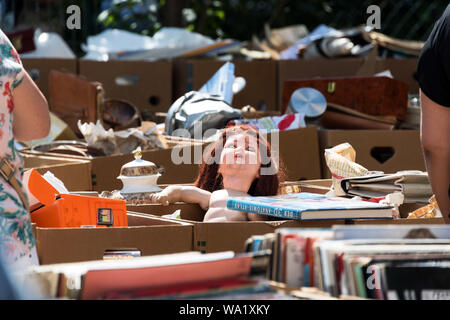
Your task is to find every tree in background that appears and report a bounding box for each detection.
[97,0,162,36]
[4,0,449,56]
[95,0,447,41]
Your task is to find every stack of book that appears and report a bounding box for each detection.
[244,225,450,300]
[21,251,295,300]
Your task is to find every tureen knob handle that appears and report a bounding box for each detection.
[133,146,142,160]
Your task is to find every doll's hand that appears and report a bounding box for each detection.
[149,191,169,206]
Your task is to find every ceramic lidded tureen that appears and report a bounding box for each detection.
[117,147,162,194]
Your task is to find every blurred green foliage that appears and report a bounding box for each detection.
[97,0,161,36]
[95,0,448,42]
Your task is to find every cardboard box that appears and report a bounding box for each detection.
[318,129,426,178]
[91,144,205,191]
[35,212,193,264]
[277,58,377,111]
[78,60,172,113]
[128,203,347,254]
[20,126,321,191]
[22,152,84,169]
[351,217,445,225]
[127,202,205,217]
[21,58,77,99]
[173,59,278,110]
[267,126,322,181]
[32,161,92,192]
[398,202,430,218]
[91,126,321,188]
[283,179,332,195]
[376,58,419,94]
[23,154,92,192]
[21,143,205,191]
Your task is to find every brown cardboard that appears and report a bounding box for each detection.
[117,126,322,188]
[23,154,92,192]
[277,58,378,111]
[283,179,332,195]
[21,58,77,99]
[173,59,278,110]
[22,152,83,169]
[35,212,193,265]
[21,143,206,191]
[78,60,172,113]
[191,219,346,254]
[318,129,426,178]
[20,126,321,190]
[296,179,332,188]
[90,144,204,191]
[127,202,205,217]
[376,58,419,94]
[33,161,92,192]
[267,126,321,181]
[129,203,347,254]
[399,202,429,218]
[351,217,445,225]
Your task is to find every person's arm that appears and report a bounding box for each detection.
[420,89,450,219]
[12,71,50,141]
[149,185,211,210]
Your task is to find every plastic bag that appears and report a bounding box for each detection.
[165,91,242,139]
[20,29,76,59]
[82,27,215,61]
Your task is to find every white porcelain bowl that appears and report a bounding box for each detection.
[117,174,162,194]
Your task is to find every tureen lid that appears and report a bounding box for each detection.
[118,147,159,177]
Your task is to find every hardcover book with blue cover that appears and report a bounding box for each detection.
[226,192,394,221]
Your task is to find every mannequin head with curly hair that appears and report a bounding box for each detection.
[194,125,283,196]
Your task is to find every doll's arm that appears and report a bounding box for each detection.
[149,185,211,210]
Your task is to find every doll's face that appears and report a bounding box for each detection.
[218,133,261,180]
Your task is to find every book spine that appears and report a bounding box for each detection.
[227,199,302,220]
[285,237,305,288]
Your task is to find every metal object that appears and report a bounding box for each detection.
[102,98,141,131]
[287,87,327,118]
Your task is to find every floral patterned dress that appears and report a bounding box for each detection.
[0,29,39,268]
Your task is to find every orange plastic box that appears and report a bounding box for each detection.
[26,169,127,228]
